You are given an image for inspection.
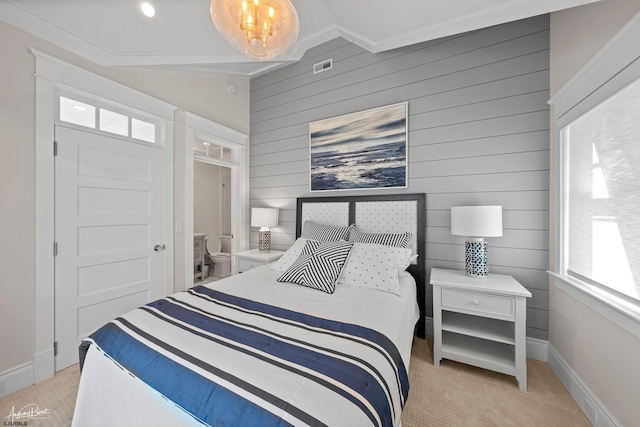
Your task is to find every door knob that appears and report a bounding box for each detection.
[154,244,165,251]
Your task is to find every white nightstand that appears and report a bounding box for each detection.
[431,267,532,391]
[234,249,284,274]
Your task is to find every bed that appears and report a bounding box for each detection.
[72,193,426,427]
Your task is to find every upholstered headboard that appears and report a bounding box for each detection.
[295,194,426,339]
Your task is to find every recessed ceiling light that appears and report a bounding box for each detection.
[141,2,156,18]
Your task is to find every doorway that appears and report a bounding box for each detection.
[194,160,232,282]
[179,111,248,290]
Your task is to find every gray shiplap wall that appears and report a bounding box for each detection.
[249,15,550,340]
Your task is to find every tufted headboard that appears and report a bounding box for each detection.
[295,193,426,339]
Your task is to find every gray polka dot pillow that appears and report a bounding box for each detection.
[338,242,415,295]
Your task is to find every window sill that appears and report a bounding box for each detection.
[547,271,640,340]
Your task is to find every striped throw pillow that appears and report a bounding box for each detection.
[349,229,411,248]
[301,221,354,242]
[277,240,353,294]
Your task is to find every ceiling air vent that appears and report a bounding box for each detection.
[313,58,333,74]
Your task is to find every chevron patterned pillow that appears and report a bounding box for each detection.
[277,240,353,294]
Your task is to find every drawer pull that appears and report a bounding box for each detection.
[472,299,480,305]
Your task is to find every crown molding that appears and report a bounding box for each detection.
[549,10,640,121]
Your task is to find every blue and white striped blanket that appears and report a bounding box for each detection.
[86,285,410,427]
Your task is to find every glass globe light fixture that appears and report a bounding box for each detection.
[210,0,299,61]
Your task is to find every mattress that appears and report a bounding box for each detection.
[72,266,419,427]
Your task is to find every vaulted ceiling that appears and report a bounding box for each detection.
[0,0,599,76]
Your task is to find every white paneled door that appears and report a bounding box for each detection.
[54,125,166,370]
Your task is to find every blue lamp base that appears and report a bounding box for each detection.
[465,239,489,278]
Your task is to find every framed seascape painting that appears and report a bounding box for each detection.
[309,102,408,191]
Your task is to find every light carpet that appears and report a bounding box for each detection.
[0,336,591,426]
[402,337,591,426]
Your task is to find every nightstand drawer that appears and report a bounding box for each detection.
[237,258,259,273]
[441,288,515,319]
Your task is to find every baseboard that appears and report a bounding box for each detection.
[424,317,548,361]
[547,344,620,427]
[0,362,33,399]
[525,336,548,361]
[424,316,434,337]
[33,347,55,383]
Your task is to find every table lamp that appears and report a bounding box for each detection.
[451,206,503,278]
[251,207,279,252]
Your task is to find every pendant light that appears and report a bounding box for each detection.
[210,0,299,61]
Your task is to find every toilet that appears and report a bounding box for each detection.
[206,234,231,278]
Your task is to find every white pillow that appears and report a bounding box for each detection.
[268,238,308,272]
[338,242,415,295]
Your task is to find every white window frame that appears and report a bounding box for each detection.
[193,133,238,167]
[548,12,640,339]
[57,89,165,145]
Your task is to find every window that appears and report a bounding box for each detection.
[99,109,128,136]
[193,138,237,167]
[561,76,640,303]
[58,94,160,144]
[132,118,156,143]
[59,96,95,128]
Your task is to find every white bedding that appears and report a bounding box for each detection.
[72,266,419,427]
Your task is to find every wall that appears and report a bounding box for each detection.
[550,1,640,94]
[249,15,551,340]
[194,161,222,236]
[549,3,640,426]
[221,167,232,235]
[0,20,249,383]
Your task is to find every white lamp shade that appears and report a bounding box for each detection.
[451,206,503,237]
[251,207,279,228]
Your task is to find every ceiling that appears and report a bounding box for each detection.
[0,0,599,77]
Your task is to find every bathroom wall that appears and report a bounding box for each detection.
[194,161,222,235]
[221,167,232,236]
[194,161,232,239]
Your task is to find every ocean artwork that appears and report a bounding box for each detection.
[309,102,408,191]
